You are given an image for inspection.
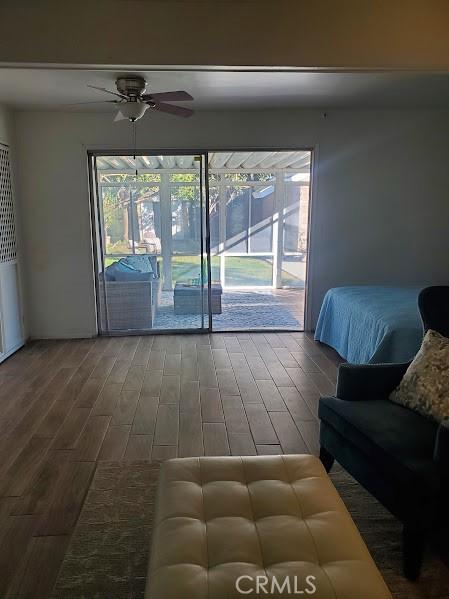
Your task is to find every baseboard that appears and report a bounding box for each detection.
[29,331,97,340]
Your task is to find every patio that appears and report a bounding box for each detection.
[153,288,305,330]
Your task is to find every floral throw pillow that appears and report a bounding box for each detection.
[389,330,449,422]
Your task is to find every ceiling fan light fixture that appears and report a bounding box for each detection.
[116,102,149,122]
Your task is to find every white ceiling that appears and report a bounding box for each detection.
[0,69,448,111]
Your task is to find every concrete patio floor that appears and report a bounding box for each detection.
[153,288,305,330]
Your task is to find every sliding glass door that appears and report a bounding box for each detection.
[91,149,312,335]
[91,153,210,333]
[208,151,312,331]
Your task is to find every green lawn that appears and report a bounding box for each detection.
[224,257,272,286]
[104,254,302,286]
[172,256,302,286]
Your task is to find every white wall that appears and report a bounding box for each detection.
[14,108,449,338]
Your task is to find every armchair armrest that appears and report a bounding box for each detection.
[434,420,449,471]
[336,362,410,401]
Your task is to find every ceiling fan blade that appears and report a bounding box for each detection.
[87,84,127,99]
[153,102,194,118]
[66,100,119,106]
[142,91,193,102]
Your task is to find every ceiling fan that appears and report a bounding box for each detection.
[82,76,194,122]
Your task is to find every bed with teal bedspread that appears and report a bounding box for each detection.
[314,286,424,364]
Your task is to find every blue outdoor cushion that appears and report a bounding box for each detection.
[122,255,154,274]
[117,258,139,271]
[114,270,153,282]
[104,267,115,281]
[105,260,137,281]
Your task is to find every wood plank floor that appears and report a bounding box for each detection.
[0,331,342,598]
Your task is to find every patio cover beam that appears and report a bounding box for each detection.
[160,172,173,290]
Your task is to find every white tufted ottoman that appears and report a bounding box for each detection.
[146,455,391,598]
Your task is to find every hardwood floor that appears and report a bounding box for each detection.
[0,331,342,597]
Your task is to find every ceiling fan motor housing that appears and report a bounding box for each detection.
[116,76,147,97]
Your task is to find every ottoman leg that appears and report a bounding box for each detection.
[319,446,335,472]
[402,523,425,580]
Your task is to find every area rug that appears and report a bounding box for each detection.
[51,461,449,598]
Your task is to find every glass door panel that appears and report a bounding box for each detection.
[208,150,312,331]
[93,153,210,333]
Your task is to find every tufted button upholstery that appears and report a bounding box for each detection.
[146,455,391,598]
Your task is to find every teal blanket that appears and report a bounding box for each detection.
[314,286,424,364]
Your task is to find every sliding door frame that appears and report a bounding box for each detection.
[202,154,213,331]
[88,146,314,335]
